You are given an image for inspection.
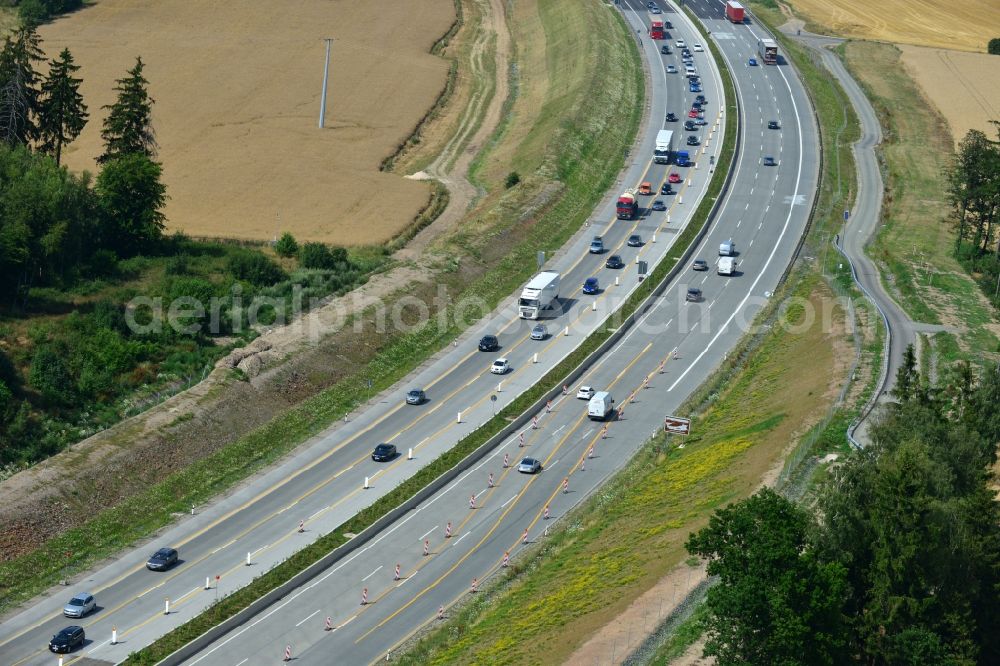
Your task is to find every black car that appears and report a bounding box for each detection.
[651,200,666,211]
[146,547,178,571]
[372,443,397,462]
[695,94,706,104]
[660,182,673,195]
[686,287,703,302]
[686,135,700,146]
[606,255,625,269]
[478,334,499,352]
[768,120,781,129]
[49,626,85,653]
[660,45,671,55]
[665,112,678,122]
[684,120,697,131]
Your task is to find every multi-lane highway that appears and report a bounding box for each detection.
[0,5,731,666]
[170,1,819,664]
[0,1,820,664]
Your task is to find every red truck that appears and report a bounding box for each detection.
[725,0,745,23]
[616,191,638,220]
[648,14,665,40]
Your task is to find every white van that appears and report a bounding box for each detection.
[587,391,615,421]
[719,239,736,256]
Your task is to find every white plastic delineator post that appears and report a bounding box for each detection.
[164,598,170,615]
[457,411,462,423]
[678,195,683,205]
[695,161,700,169]
[246,551,252,566]
[58,658,63,666]
[533,353,538,364]
[615,276,620,286]
[497,381,502,393]
[564,326,569,336]
[591,300,597,311]
[408,448,413,460]
[652,233,656,243]
[364,476,370,490]
[667,213,672,224]
[205,576,211,590]
[112,626,118,645]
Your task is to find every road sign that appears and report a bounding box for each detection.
[664,416,691,435]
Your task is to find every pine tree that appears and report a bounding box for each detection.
[98,56,156,164]
[0,24,45,147]
[38,48,87,166]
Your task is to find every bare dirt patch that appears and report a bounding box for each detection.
[898,45,1000,148]
[787,0,1000,52]
[39,0,455,245]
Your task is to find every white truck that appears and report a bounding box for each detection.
[718,256,736,275]
[654,129,674,164]
[518,271,561,319]
[587,391,615,421]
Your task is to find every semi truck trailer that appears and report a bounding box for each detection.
[725,1,745,23]
[518,271,560,319]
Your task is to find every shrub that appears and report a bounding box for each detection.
[505,171,521,188]
[989,38,1000,55]
[227,251,286,286]
[275,232,299,258]
[87,249,119,278]
[29,346,75,406]
[0,379,11,410]
[299,242,338,270]
[164,254,190,275]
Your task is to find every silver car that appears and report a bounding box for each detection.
[518,457,542,474]
[530,324,548,340]
[63,593,95,618]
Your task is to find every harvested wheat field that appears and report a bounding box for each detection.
[789,0,1000,52]
[39,0,455,245]
[899,45,1000,146]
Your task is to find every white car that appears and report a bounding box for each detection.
[576,386,595,400]
[490,358,510,375]
[693,43,704,52]
[666,64,677,74]
[675,39,685,48]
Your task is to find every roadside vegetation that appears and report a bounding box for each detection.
[0,24,381,473]
[0,0,646,619]
[688,358,1000,664]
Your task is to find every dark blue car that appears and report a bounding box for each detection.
[582,277,600,295]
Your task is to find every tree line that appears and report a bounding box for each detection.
[950,122,1000,307]
[687,349,1000,664]
[0,22,166,305]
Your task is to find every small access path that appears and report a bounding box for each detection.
[779,19,957,444]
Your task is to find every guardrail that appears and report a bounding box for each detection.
[157,29,743,666]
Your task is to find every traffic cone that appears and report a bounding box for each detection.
[471,578,478,593]
[488,472,494,488]
[503,453,509,468]
[361,588,368,605]
[522,529,529,544]
[469,494,476,510]
[563,477,569,494]
[325,616,333,631]
[502,551,510,567]
[424,539,430,556]
[445,522,452,538]
[394,564,401,581]
[298,520,304,533]
[284,645,292,661]
[543,505,550,520]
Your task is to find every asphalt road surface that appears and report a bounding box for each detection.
[0,1,818,664]
[1,6,730,666]
[171,2,820,664]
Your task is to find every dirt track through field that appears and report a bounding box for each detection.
[39,0,455,245]
[787,0,1000,52]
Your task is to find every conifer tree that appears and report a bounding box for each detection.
[98,56,156,163]
[38,48,88,166]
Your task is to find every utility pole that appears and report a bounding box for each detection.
[318,38,334,128]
